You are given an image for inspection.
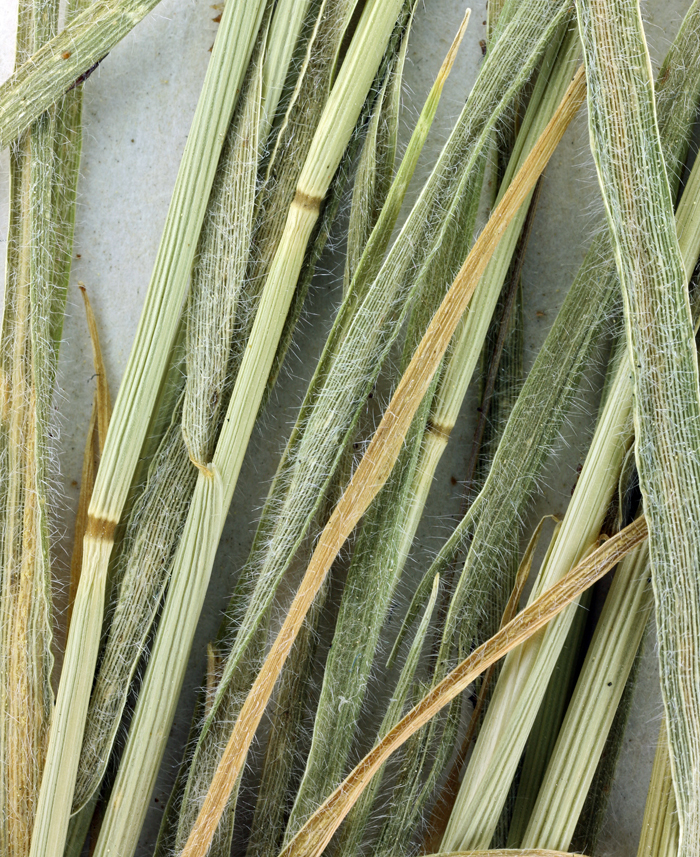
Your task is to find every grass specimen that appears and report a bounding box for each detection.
[3,0,700,855]
[174,3,575,847]
[283,18,577,849]
[177,65,588,857]
[67,285,111,631]
[520,541,654,849]
[518,103,700,847]
[0,0,167,148]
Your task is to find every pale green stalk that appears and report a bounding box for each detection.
[637,725,679,857]
[246,0,362,295]
[28,3,267,854]
[71,396,192,810]
[390,242,613,671]
[259,0,312,142]
[515,459,637,852]
[576,2,700,852]
[507,586,592,846]
[570,651,643,853]
[90,4,409,854]
[79,0,348,839]
[0,0,166,148]
[441,5,700,846]
[250,0,401,406]
[521,540,652,848]
[255,0,395,402]
[72,39,265,815]
[429,25,577,471]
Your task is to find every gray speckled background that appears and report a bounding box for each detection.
[0,1,693,853]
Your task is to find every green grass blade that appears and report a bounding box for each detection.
[441,3,700,847]
[0,0,164,148]
[0,0,87,850]
[576,2,700,852]
[335,575,441,857]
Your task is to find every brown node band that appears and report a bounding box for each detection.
[85,514,117,542]
[293,189,322,214]
[427,419,452,443]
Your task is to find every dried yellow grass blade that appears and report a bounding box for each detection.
[78,286,111,451]
[67,287,111,632]
[424,851,587,857]
[281,516,647,857]
[67,402,97,632]
[179,66,586,857]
